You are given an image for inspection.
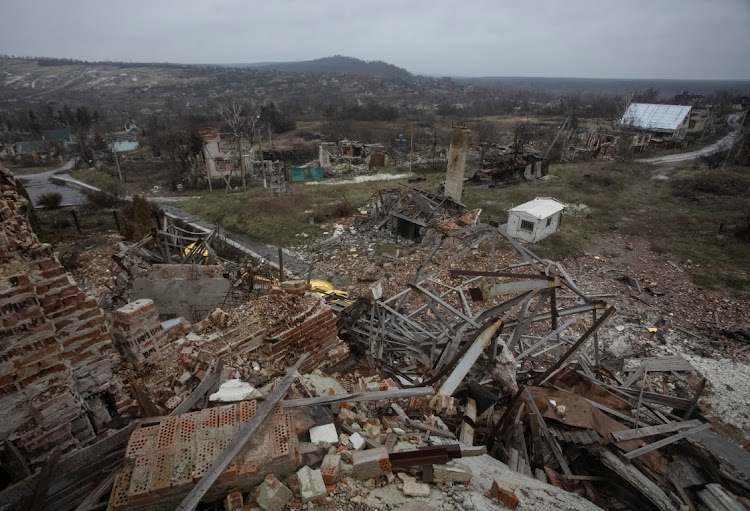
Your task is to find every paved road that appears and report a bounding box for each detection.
[638,112,745,164]
[15,160,91,206]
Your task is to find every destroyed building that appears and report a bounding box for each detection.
[472,149,549,186]
[362,187,480,241]
[318,140,387,173]
[1,160,749,511]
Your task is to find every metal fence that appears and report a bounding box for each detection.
[35,207,121,237]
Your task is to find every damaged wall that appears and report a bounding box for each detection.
[0,164,125,469]
[131,264,246,322]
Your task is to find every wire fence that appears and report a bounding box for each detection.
[35,207,122,237]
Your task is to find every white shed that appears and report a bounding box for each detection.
[506,197,565,243]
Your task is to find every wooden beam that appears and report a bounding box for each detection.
[599,448,678,511]
[523,388,572,476]
[171,359,224,415]
[72,470,118,511]
[437,318,503,397]
[612,420,702,442]
[408,419,456,439]
[534,306,616,386]
[175,354,308,511]
[623,423,711,460]
[459,398,477,446]
[28,447,60,511]
[281,386,434,408]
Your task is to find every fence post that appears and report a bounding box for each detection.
[278,247,284,282]
[70,210,82,233]
[112,210,121,233]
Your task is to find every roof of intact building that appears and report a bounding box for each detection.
[510,197,565,219]
[620,103,692,131]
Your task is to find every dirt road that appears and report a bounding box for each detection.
[638,112,745,164]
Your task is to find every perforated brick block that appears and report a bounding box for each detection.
[194,439,218,480]
[150,449,175,492]
[156,416,178,451]
[125,426,159,458]
[239,400,257,423]
[128,453,155,496]
[352,447,391,480]
[171,444,195,486]
[110,467,134,510]
[320,454,341,486]
[178,412,199,445]
[269,412,293,460]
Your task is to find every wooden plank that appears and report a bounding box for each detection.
[599,448,679,511]
[612,420,702,442]
[516,315,581,361]
[282,386,433,408]
[534,306,616,386]
[523,388,572,476]
[171,358,224,415]
[72,470,118,511]
[437,319,503,397]
[175,354,308,511]
[28,447,60,511]
[683,378,707,420]
[408,419,456,439]
[623,355,694,373]
[623,423,712,460]
[535,468,547,483]
[490,278,559,298]
[508,448,519,472]
[460,398,477,446]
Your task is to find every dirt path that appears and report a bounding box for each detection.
[637,112,745,165]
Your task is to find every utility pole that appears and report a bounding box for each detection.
[113,149,122,183]
[258,124,266,189]
[409,125,414,175]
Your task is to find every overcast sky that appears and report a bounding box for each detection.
[1,0,749,80]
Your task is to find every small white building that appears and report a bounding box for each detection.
[506,197,565,243]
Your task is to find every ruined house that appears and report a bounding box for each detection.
[199,127,257,181]
[619,103,692,141]
[472,151,549,186]
[318,140,387,170]
[365,187,478,241]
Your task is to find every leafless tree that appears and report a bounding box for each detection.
[475,120,497,166]
[214,98,261,191]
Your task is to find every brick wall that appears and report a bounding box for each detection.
[262,297,349,373]
[112,299,169,366]
[0,165,119,468]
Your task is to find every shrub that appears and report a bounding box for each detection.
[38,192,62,209]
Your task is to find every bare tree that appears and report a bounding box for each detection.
[476,120,497,167]
[215,98,261,192]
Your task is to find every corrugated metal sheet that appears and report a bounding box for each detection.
[510,197,565,219]
[620,103,691,131]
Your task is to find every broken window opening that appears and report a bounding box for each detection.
[546,217,552,227]
[520,220,535,232]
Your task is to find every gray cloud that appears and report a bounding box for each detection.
[1,0,749,79]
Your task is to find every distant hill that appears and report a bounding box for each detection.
[234,55,412,80]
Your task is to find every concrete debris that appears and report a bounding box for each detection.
[297,466,326,502]
[399,473,432,497]
[309,423,339,445]
[209,379,263,402]
[255,474,293,511]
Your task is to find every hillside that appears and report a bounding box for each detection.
[239,55,412,80]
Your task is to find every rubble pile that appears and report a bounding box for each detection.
[0,164,132,470]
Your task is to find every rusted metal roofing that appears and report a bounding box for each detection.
[620,103,692,131]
